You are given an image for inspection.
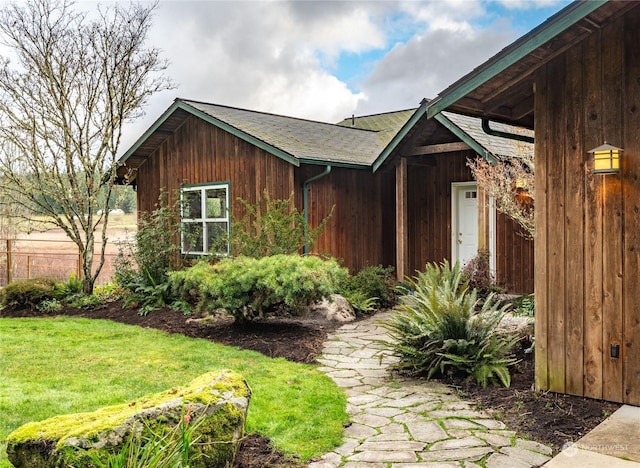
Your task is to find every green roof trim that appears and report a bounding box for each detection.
[372,101,428,172]
[298,158,369,169]
[119,100,300,167]
[426,0,606,119]
[119,100,183,163]
[434,113,497,164]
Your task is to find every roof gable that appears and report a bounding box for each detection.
[427,1,634,127]
[120,99,411,171]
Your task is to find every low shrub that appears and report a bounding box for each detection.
[226,191,333,258]
[170,255,348,322]
[382,260,519,388]
[461,250,503,298]
[54,273,83,298]
[0,278,59,310]
[36,298,63,314]
[340,265,397,314]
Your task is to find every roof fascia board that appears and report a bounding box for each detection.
[426,1,605,119]
[179,102,300,167]
[119,100,185,163]
[298,158,369,170]
[434,113,497,164]
[372,101,428,172]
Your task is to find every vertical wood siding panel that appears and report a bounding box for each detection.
[534,66,550,391]
[564,44,586,397]
[547,55,567,394]
[601,19,624,403]
[583,30,605,400]
[622,8,640,405]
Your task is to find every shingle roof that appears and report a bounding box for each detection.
[442,111,533,159]
[185,99,408,166]
[335,109,417,145]
[119,98,532,175]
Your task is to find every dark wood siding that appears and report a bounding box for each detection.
[495,213,534,294]
[136,115,295,216]
[406,151,472,274]
[405,151,533,293]
[294,166,396,273]
[534,6,640,405]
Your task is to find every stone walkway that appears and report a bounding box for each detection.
[309,311,553,468]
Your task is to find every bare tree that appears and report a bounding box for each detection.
[468,144,535,238]
[0,0,173,293]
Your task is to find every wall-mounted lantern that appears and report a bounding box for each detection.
[589,142,622,174]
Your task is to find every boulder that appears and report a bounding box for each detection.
[497,312,535,338]
[306,294,356,322]
[7,370,250,468]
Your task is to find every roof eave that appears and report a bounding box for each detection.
[298,158,370,169]
[177,101,300,167]
[426,0,606,120]
[119,99,184,164]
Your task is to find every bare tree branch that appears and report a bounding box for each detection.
[0,0,174,292]
[468,143,535,238]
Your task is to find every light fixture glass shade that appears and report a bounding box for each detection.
[589,143,622,174]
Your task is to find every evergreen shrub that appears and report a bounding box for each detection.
[340,265,397,314]
[0,278,59,309]
[170,255,348,321]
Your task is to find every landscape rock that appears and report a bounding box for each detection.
[307,294,356,322]
[496,312,534,338]
[6,370,251,468]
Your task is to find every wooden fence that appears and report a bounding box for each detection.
[0,238,123,287]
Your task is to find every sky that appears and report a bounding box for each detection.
[3,0,573,154]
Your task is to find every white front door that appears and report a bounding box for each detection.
[452,183,478,267]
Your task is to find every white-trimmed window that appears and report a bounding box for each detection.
[180,182,230,255]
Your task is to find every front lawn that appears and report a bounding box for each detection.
[0,317,348,467]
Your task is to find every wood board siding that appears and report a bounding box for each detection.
[495,213,534,295]
[294,166,396,273]
[405,151,533,294]
[406,151,472,275]
[135,115,295,216]
[534,7,640,405]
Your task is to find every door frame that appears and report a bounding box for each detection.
[451,182,496,270]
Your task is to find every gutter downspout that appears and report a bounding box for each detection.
[481,118,535,144]
[302,165,332,254]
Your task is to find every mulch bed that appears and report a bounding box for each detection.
[443,338,621,454]
[1,303,622,461]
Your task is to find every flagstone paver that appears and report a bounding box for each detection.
[308,311,552,468]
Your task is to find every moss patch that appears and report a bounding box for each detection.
[7,370,250,468]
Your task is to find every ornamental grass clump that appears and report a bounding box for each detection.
[382,260,519,388]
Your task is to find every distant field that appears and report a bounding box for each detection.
[1,213,138,286]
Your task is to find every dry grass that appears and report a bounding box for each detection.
[1,213,138,286]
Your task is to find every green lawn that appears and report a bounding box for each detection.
[0,317,348,467]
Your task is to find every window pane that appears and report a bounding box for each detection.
[182,222,203,253]
[184,191,202,219]
[205,188,227,219]
[206,222,229,254]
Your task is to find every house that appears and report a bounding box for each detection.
[118,98,534,293]
[426,0,640,405]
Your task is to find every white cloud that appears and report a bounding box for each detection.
[496,0,564,10]
[48,0,561,152]
[120,0,388,150]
